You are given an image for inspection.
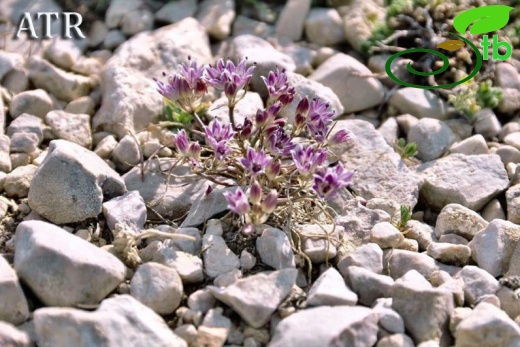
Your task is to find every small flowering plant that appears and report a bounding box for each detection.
[154,57,354,230]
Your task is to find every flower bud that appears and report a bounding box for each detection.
[265,159,281,180]
[249,182,263,205]
[329,129,352,145]
[262,190,278,214]
[225,82,238,99]
[255,109,268,127]
[174,129,190,156]
[188,141,201,161]
[296,97,310,115]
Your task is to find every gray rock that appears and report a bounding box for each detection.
[415,154,509,211]
[28,56,91,102]
[275,0,311,41]
[468,219,520,277]
[33,295,186,347]
[458,265,499,306]
[305,8,345,46]
[370,222,404,249]
[229,35,295,97]
[496,145,520,166]
[376,334,415,347]
[307,267,357,306]
[94,134,117,158]
[435,204,488,241]
[392,272,454,346]
[197,0,235,40]
[438,234,469,245]
[341,0,385,51]
[449,134,489,156]
[14,221,126,306]
[105,0,142,28]
[330,120,422,208]
[309,54,384,114]
[500,121,520,141]
[87,20,108,47]
[9,89,53,119]
[507,184,520,224]
[280,72,344,123]
[0,256,29,325]
[256,228,295,270]
[130,262,183,315]
[0,135,11,173]
[28,140,126,224]
[389,88,449,120]
[102,190,146,231]
[10,133,39,154]
[161,227,202,255]
[495,62,520,90]
[233,15,273,38]
[408,118,454,162]
[181,186,237,228]
[103,30,126,50]
[188,288,216,314]
[337,243,383,275]
[297,224,339,263]
[7,113,43,142]
[197,307,231,347]
[402,220,434,251]
[206,92,263,126]
[378,117,399,146]
[45,110,92,148]
[203,234,240,278]
[111,135,140,171]
[269,306,378,347]
[375,307,405,334]
[481,199,506,222]
[455,302,520,347]
[214,268,242,287]
[473,108,501,139]
[155,0,197,24]
[504,132,520,150]
[4,164,38,198]
[345,265,394,306]
[153,248,204,284]
[121,9,154,36]
[240,250,256,271]
[496,286,520,320]
[385,250,439,280]
[94,18,212,137]
[124,160,206,221]
[208,269,297,328]
[44,38,82,70]
[427,243,471,267]
[0,321,32,347]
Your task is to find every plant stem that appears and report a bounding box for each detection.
[229,103,236,131]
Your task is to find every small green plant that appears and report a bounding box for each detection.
[476,80,503,110]
[395,205,413,232]
[361,22,394,55]
[396,138,418,159]
[448,80,503,120]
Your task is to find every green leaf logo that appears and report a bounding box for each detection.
[453,5,514,35]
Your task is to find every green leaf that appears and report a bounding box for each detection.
[453,5,514,35]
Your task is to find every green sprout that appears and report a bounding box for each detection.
[396,138,418,159]
[361,22,394,55]
[163,100,193,129]
[395,205,413,232]
[448,80,503,120]
[476,80,503,110]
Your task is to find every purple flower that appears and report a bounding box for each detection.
[249,182,263,205]
[173,129,190,157]
[291,145,327,175]
[240,148,272,177]
[295,97,335,143]
[261,68,295,105]
[205,58,256,100]
[154,58,207,111]
[313,163,354,199]
[265,125,296,157]
[224,188,250,215]
[204,119,235,143]
[188,142,201,162]
[329,129,352,145]
[204,119,235,160]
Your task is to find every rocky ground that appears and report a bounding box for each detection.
[1,0,520,346]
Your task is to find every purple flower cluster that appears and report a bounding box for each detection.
[205,58,256,102]
[155,58,356,226]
